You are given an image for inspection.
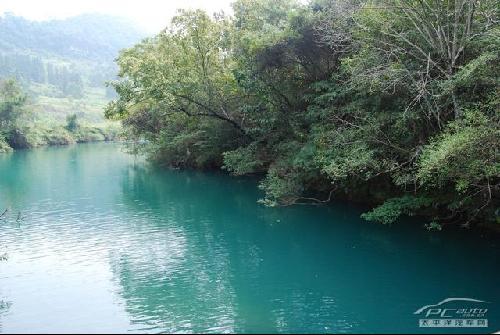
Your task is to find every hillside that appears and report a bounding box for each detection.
[0,13,147,122]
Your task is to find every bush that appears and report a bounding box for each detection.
[0,137,13,153]
[75,126,106,142]
[361,196,433,225]
[43,127,76,146]
[66,113,80,132]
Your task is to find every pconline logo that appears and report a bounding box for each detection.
[414,298,489,328]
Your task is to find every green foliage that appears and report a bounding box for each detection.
[0,79,27,147]
[106,9,248,168]
[0,137,12,153]
[41,127,76,146]
[361,196,433,225]
[418,110,499,192]
[0,13,145,124]
[66,113,80,132]
[223,143,264,175]
[146,113,239,169]
[258,164,304,207]
[425,221,443,231]
[108,0,500,229]
[0,79,119,150]
[416,109,499,223]
[0,79,26,126]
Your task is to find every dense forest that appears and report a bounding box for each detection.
[106,0,499,229]
[0,78,120,151]
[0,14,147,151]
[0,13,145,121]
[0,54,86,98]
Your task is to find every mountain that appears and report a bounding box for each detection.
[0,13,148,121]
[0,13,146,62]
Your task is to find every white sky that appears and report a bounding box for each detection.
[0,0,234,33]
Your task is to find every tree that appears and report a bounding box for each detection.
[350,0,498,123]
[0,79,27,148]
[336,0,499,225]
[107,0,500,228]
[106,10,248,168]
[107,10,244,132]
[66,113,80,132]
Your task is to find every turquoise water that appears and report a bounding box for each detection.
[0,143,498,334]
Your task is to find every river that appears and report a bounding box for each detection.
[0,143,498,333]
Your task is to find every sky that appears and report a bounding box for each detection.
[0,0,234,33]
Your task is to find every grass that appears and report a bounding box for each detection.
[29,85,110,123]
[2,60,120,151]
[15,120,122,148]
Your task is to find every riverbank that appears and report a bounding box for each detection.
[1,79,122,154]
[105,2,499,231]
[0,122,121,153]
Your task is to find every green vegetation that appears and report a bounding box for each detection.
[0,13,145,123]
[66,113,80,132]
[105,0,497,228]
[0,79,25,152]
[0,13,143,151]
[0,79,120,151]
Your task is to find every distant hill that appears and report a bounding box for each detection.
[0,13,147,122]
[0,13,146,62]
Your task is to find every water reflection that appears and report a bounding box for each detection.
[110,165,371,333]
[111,163,500,334]
[0,143,498,334]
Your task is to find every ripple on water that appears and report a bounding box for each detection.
[1,144,499,334]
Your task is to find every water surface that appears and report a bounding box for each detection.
[0,143,498,333]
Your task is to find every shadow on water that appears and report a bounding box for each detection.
[110,162,500,334]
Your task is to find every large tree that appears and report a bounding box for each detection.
[106,10,250,167]
[0,79,27,151]
[108,0,499,228]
